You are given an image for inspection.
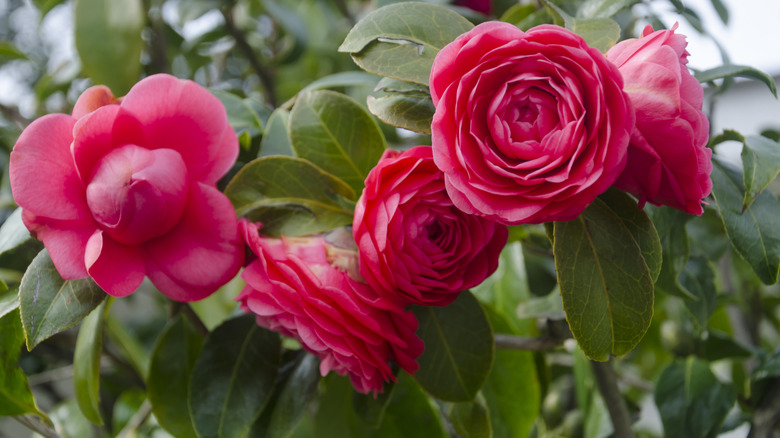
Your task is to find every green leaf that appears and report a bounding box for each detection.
[0,284,16,320]
[73,299,109,425]
[577,0,637,19]
[481,307,539,438]
[695,65,777,97]
[695,330,752,361]
[224,156,356,237]
[678,256,716,331]
[148,314,204,438]
[553,197,654,361]
[648,205,697,300]
[104,314,150,380]
[412,291,494,402]
[711,158,780,284]
[259,0,308,64]
[289,90,386,194]
[312,374,371,438]
[74,0,144,94]
[211,90,268,140]
[741,135,780,210]
[19,249,107,350]
[710,0,729,24]
[260,109,295,158]
[353,380,396,428]
[0,42,27,62]
[265,353,321,438]
[338,2,474,85]
[545,2,620,52]
[0,208,43,271]
[373,372,446,438]
[709,129,744,148]
[31,0,68,17]
[189,314,282,438]
[367,78,435,134]
[599,188,662,283]
[300,71,382,94]
[448,393,492,438]
[515,288,565,320]
[654,358,737,438]
[0,309,45,417]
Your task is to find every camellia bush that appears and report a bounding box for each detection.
[1,0,779,437]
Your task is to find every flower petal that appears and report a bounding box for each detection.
[143,182,243,301]
[85,230,146,297]
[119,74,238,185]
[10,114,92,222]
[22,210,95,280]
[72,85,119,119]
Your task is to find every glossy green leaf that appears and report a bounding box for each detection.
[499,4,537,25]
[19,250,107,350]
[265,353,321,438]
[686,209,729,261]
[260,109,295,158]
[300,71,381,94]
[695,64,777,97]
[312,374,371,438]
[74,0,144,94]
[0,208,43,271]
[373,372,446,438]
[448,393,491,438]
[711,158,780,284]
[553,197,654,361]
[695,330,752,361]
[73,299,109,425]
[709,128,744,148]
[367,78,435,134]
[741,135,780,210]
[412,291,494,402]
[600,188,662,282]
[225,156,356,237]
[338,2,474,85]
[0,309,45,417]
[647,205,697,300]
[104,314,150,380]
[212,90,267,140]
[189,314,282,438]
[545,2,620,52]
[481,307,539,438]
[148,314,204,438]
[678,256,716,331]
[289,90,386,193]
[577,0,637,19]
[710,0,729,24]
[353,380,396,428]
[0,283,15,320]
[654,358,736,438]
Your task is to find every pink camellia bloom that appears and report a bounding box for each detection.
[10,74,244,301]
[607,24,712,214]
[237,220,423,395]
[430,22,634,224]
[354,146,507,306]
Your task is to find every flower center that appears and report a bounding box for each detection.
[86,144,189,245]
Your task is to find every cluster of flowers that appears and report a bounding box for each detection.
[10,21,711,394]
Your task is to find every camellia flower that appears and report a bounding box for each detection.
[237,220,423,395]
[430,22,634,224]
[354,146,507,306]
[607,24,712,214]
[10,74,244,301]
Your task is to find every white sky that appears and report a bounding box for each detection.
[654,0,780,75]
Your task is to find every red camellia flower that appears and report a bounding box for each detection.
[430,22,634,224]
[607,24,712,214]
[237,220,423,395]
[10,74,244,301]
[354,146,507,306]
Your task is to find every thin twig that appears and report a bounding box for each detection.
[591,359,636,438]
[221,6,277,107]
[27,365,74,386]
[116,399,153,438]
[13,415,62,438]
[493,333,564,351]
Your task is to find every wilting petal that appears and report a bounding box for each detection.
[143,183,243,301]
[85,230,145,297]
[119,74,238,185]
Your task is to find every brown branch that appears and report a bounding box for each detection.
[221,6,277,107]
[591,359,636,438]
[13,415,62,438]
[493,333,564,351]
